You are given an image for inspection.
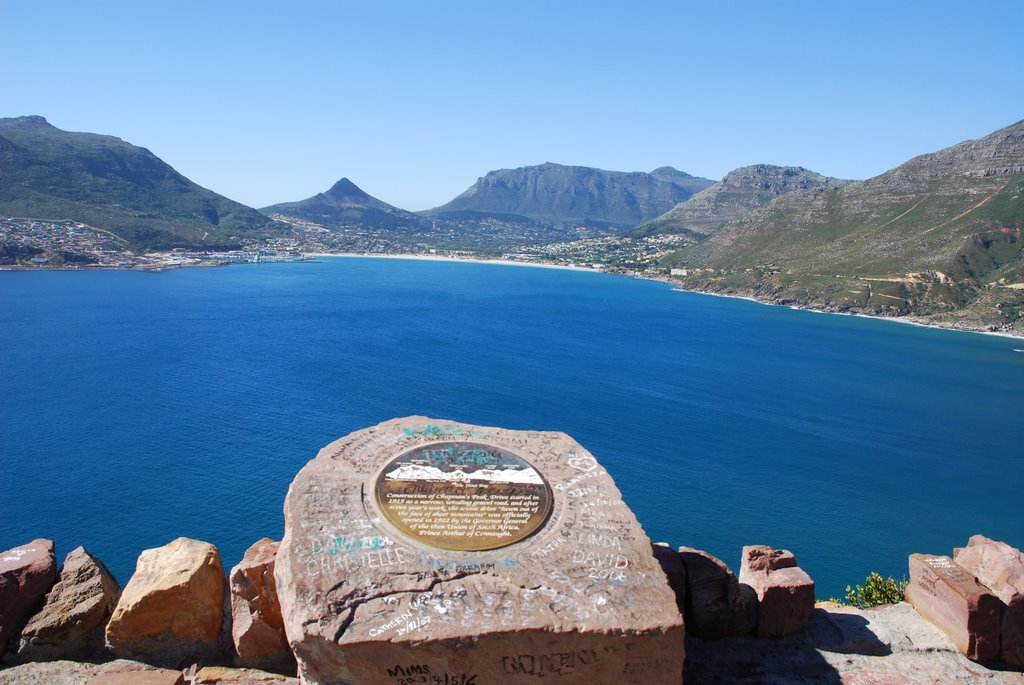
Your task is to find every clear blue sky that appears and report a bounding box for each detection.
[2,0,1022,211]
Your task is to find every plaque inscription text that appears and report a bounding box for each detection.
[374,442,553,551]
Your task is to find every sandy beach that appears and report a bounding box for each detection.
[307,252,601,273]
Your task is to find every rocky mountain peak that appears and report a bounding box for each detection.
[8,115,54,128]
[888,119,1024,183]
[637,164,851,237]
[428,163,715,229]
[325,177,371,200]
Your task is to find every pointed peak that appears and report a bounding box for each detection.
[326,177,369,199]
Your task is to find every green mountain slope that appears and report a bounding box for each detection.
[261,178,429,230]
[0,116,287,250]
[425,163,715,229]
[666,120,1024,332]
[636,165,852,237]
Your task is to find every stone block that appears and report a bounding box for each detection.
[954,535,1024,665]
[651,542,687,617]
[17,546,121,661]
[739,545,815,638]
[0,538,56,650]
[230,538,294,673]
[105,537,226,667]
[275,417,685,685]
[905,553,1000,661]
[678,546,757,638]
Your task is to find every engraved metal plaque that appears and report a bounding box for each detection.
[374,442,553,551]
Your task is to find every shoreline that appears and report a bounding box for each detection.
[322,254,1023,340]
[662,282,1023,340]
[308,252,601,273]
[4,250,1020,340]
[602,268,1024,340]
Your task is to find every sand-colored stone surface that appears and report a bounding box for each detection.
[275,416,685,685]
[105,537,225,667]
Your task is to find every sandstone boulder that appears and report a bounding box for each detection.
[652,542,687,617]
[16,546,120,661]
[275,417,685,685]
[86,668,185,685]
[0,538,56,650]
[742,544,797,573]
[105,537,225,667]
[678,546,757,638]
[954,535,1024,665]
[739,544,815,638]
[905,553,1000,661]
[0,658,185,685]
[229,538,294,673]
[195,665,300,683]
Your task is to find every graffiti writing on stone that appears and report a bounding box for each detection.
[386,664,478,685]
[501,649,600,677]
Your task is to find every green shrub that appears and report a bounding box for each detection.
[840,572,909,608]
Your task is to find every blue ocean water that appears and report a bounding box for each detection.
[1,257,1022,598]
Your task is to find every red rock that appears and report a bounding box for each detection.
[739,545,814,637]
[0,538,56,650]
[905,553,1000,661]
[229,538,294,674]
[195,665,300,683]
[678,546,757,638]
[105,537,226,667]
[651,542,687,617]
[86,669,185,685]
[17,546,121,661]
[954,535,1024,665]
[743,544,797,572]
[275,417,685,685]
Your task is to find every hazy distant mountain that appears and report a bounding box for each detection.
[636,165,852,237]
[0,116,287,250]
[261,178,429,231]
[667,119,1024,330]
[425,163,715,229]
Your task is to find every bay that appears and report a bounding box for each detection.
[1,256,1021,598]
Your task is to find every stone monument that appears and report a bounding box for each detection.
[275,417,685,685]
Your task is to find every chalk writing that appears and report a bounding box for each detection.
[924,556,975,584]
[552,470,603,492]
[401,423,488,440]
[529,536,568,559]
[305,546,408,577]
[566,454,598,472]
[309,534,393,556]
[571,550,631,569]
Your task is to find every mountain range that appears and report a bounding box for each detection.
[0,116,286,250]
[665,119,1024,330]
[2,114,1021,331]
[635,165,852,238]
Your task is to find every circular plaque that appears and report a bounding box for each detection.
[374,442,553,551]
